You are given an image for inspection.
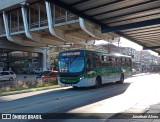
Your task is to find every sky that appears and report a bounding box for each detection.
[95,37,158,56]
[94,37,142,50]
[116,37,143,51]
[119,37,158,56]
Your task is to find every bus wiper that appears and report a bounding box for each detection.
[70,56,78,65]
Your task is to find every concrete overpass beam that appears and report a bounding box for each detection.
[79,18,113,40]
[21,5,42,43]
[0,39,42,53]
[3,11,23,45]
[45,1,88,45]
[0,0,25,11]
[21,4,66,46]
[29,32,64,45]
[45,1,66,42]
[79,18,98,39]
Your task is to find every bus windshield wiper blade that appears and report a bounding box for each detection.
[70,56,78,65]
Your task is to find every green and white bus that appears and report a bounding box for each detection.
[58,49,132,88]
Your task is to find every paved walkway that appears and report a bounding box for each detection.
[107,103,160,122]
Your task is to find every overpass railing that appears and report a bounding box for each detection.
[0,0,78,37]
[0,15,5,35]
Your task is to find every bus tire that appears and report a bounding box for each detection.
[116,74,124,84]
[9,77,13,81]
[94,76,102,88]
[73,86,78,89]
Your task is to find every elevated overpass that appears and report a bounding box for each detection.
[46,0,160,54]
[1,0,159,71]
[0,0,119,70]
[0,0,118,47]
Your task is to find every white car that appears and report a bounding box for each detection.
[0,71,16,81]
[32,68,42,74]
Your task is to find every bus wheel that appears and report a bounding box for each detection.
[73,86,78,89]
[94,77,101,88]
[117,74,124,84]
[9,77,13,81]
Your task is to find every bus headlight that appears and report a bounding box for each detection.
[80,77,84,80]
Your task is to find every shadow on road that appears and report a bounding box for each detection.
[60,83,131,110]
[28,82,131,122]
[0,82,131,122]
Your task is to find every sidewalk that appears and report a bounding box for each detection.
[106,102,160,122]
[132,73,151,77]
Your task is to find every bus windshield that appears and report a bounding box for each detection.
[59,56,84,73]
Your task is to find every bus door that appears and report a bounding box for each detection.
[86,53,94,72]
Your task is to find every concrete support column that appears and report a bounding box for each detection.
[46,49,50,70]
[28,52,32,59]
[42,48,47,71]
[28,52,32,72]
[38,53,42,68]
[7,52,10,70]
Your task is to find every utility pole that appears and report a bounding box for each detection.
[118,38,120,53]
[140,51,142,73]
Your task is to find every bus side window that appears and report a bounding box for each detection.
[127,58,132,66]
[126,58,129,66]
[87,58,91,69]
[104,56,107,66]
[125,58,129,66]
[94,54,99,67]
[112,57,116,66]
[101,55,104,61]
[86,53,94,71]
[129,58,132,66]
[116,57,121,66]
[106,56,110,66]
[121,58,125,66]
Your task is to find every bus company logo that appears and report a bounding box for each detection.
[2,114,11,119]
[1,114,42,120]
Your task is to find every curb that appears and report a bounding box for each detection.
[0,86,61,97]
[132,73,151,77]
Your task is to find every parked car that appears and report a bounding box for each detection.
[42,71,58,80]
[36,70,57,80]
[32,68,42,74]
[36,71,51,79]
[0,71,16,81]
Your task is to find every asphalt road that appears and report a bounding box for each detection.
[0,73,160,122]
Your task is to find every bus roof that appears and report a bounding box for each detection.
[59,49,132,58]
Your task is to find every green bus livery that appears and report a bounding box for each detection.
[58,49,132,88]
